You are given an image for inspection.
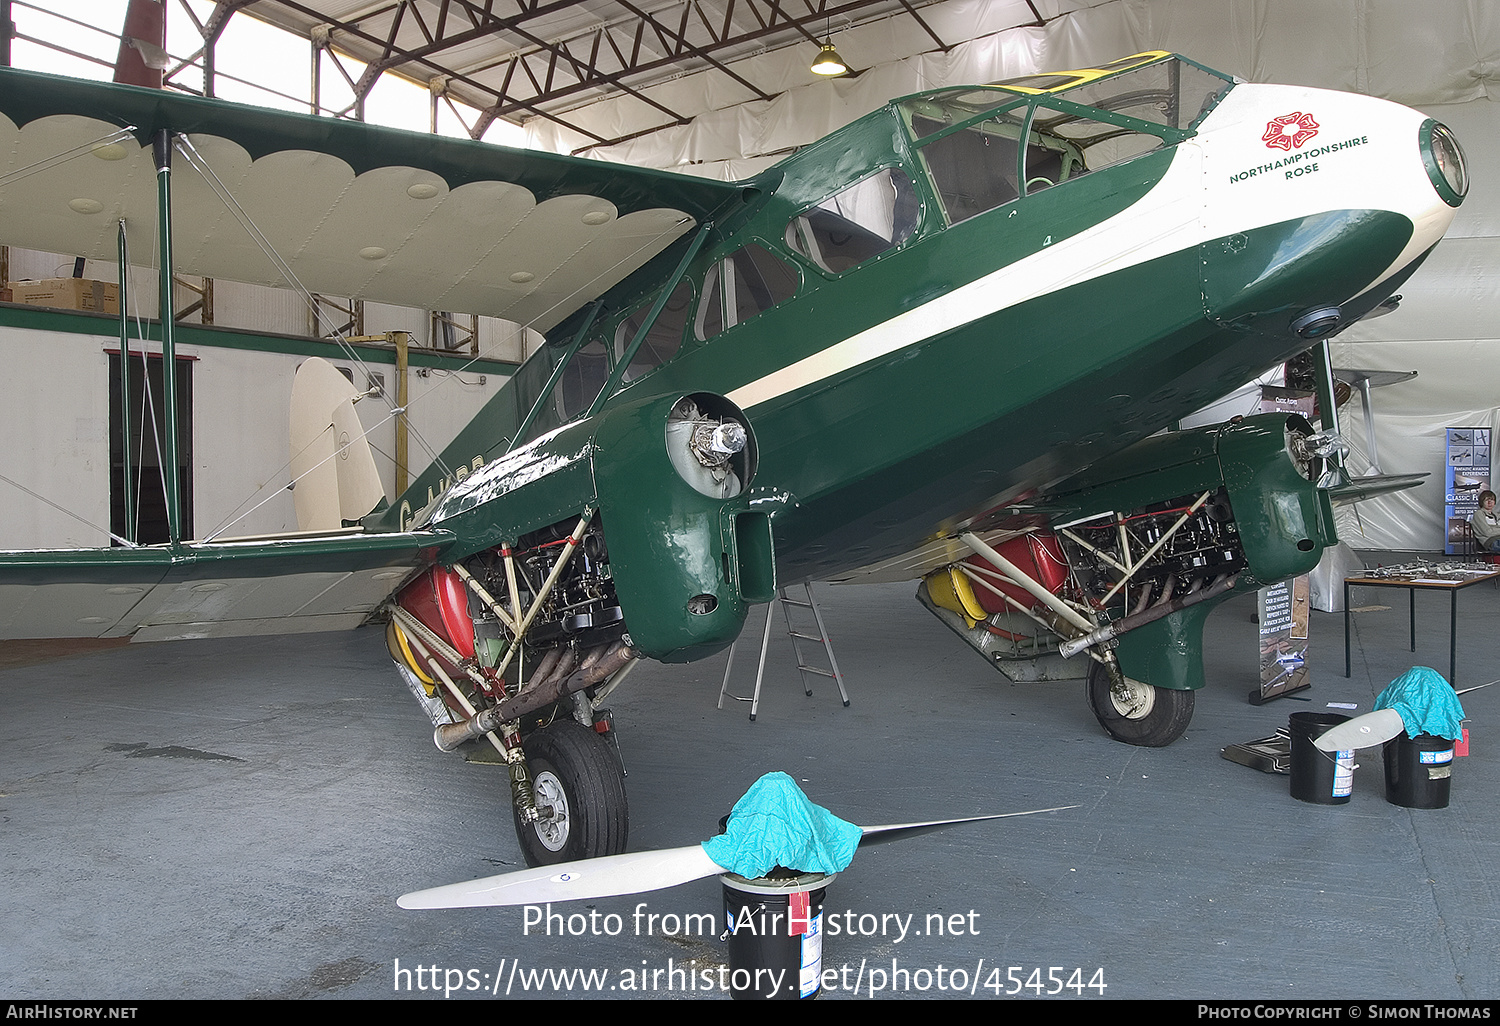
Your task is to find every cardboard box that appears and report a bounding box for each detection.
[8,278,120,315]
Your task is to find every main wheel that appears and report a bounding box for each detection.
[512,719,629,867]
[1085,660,1195,747]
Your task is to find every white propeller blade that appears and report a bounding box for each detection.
[1313,707,1406,751]
[398,845,726,910]
[398,805,1078,910]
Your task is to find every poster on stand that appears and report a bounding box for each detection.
[1254,575,1311,704]
[1253,386,1315,703]
[1444,427,1491,555]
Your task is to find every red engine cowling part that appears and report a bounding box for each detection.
[965,532,1069,613]
[393,565,476,668]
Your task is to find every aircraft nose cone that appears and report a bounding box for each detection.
[1197,84,1461,333]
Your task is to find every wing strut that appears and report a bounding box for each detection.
[152,129,183,546]
[116,218,135,545]
[508,300,603,455]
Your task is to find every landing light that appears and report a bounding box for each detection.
[1290,306,1342,339]
[1421,121,1468,207]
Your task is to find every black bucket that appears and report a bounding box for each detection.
[1289,711,1354,804]
[1383,733,1455,809]
[721,870,830,1000]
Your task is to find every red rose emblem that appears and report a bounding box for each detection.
[1263,112,1319,151]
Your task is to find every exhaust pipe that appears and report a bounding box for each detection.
[433,641,638,751]
[1058,575,1237,659]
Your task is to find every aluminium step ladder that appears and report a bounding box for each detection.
[717,582,850,720]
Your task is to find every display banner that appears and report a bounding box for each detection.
[1444,427,1491,555]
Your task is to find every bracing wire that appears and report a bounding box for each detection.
[0,472,137,548]
[0,127,136,190]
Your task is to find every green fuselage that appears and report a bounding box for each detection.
[396,95,1412,589]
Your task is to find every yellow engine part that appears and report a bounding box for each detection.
[924,566,988,628]
[386,619,437,693]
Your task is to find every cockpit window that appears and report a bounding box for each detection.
[1021,104,1164,187]
[902,54,1231,224]
[555,336,610,422]
[903,90,1027,141]
[1025,56,1231,132]
[695,243,799,340]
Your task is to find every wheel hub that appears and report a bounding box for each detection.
[1109,678,1155,720]
[530,770,570,851]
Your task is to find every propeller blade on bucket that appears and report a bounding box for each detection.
[400,805,1081,910]
[398,845,727,910]
[1313,708,1406,752]
[857,805,1079,847]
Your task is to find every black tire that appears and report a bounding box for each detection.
[1085,660,1195,747]
[512,719,629,867]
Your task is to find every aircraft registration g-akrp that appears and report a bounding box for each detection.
[0,51,1466,865]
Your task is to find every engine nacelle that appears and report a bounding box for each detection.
[1049,412,1337,692]
[394,390,773,690]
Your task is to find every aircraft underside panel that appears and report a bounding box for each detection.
[0,580,166,640]
[117,569,420,642]
[0,530,448,641]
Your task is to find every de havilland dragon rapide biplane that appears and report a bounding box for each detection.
[0,52,1467,865]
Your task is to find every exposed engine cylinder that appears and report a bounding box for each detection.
[388,514,627,723]
[1060,488,1246,615]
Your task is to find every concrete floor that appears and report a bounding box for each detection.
[2,565,1497,1000]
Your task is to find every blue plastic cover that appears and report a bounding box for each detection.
[1375,666,1467,741]
[700,772,863,879]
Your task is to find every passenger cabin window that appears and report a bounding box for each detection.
[615,280,693,383]
[695,244,799,340]
[554,336,610,422]
[785,168,919,274]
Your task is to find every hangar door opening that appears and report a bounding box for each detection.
[108,351,193,545]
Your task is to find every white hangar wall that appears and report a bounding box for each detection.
[528,0,1499,552]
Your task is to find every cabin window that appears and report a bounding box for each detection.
[912,104,1029,224]
[554,336,611,422]
[694,243,799,340]
[615,280,693,383]
[785,168,920,274]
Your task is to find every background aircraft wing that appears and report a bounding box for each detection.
[0,68,745,335]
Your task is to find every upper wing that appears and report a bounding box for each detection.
[0,68,744,334]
